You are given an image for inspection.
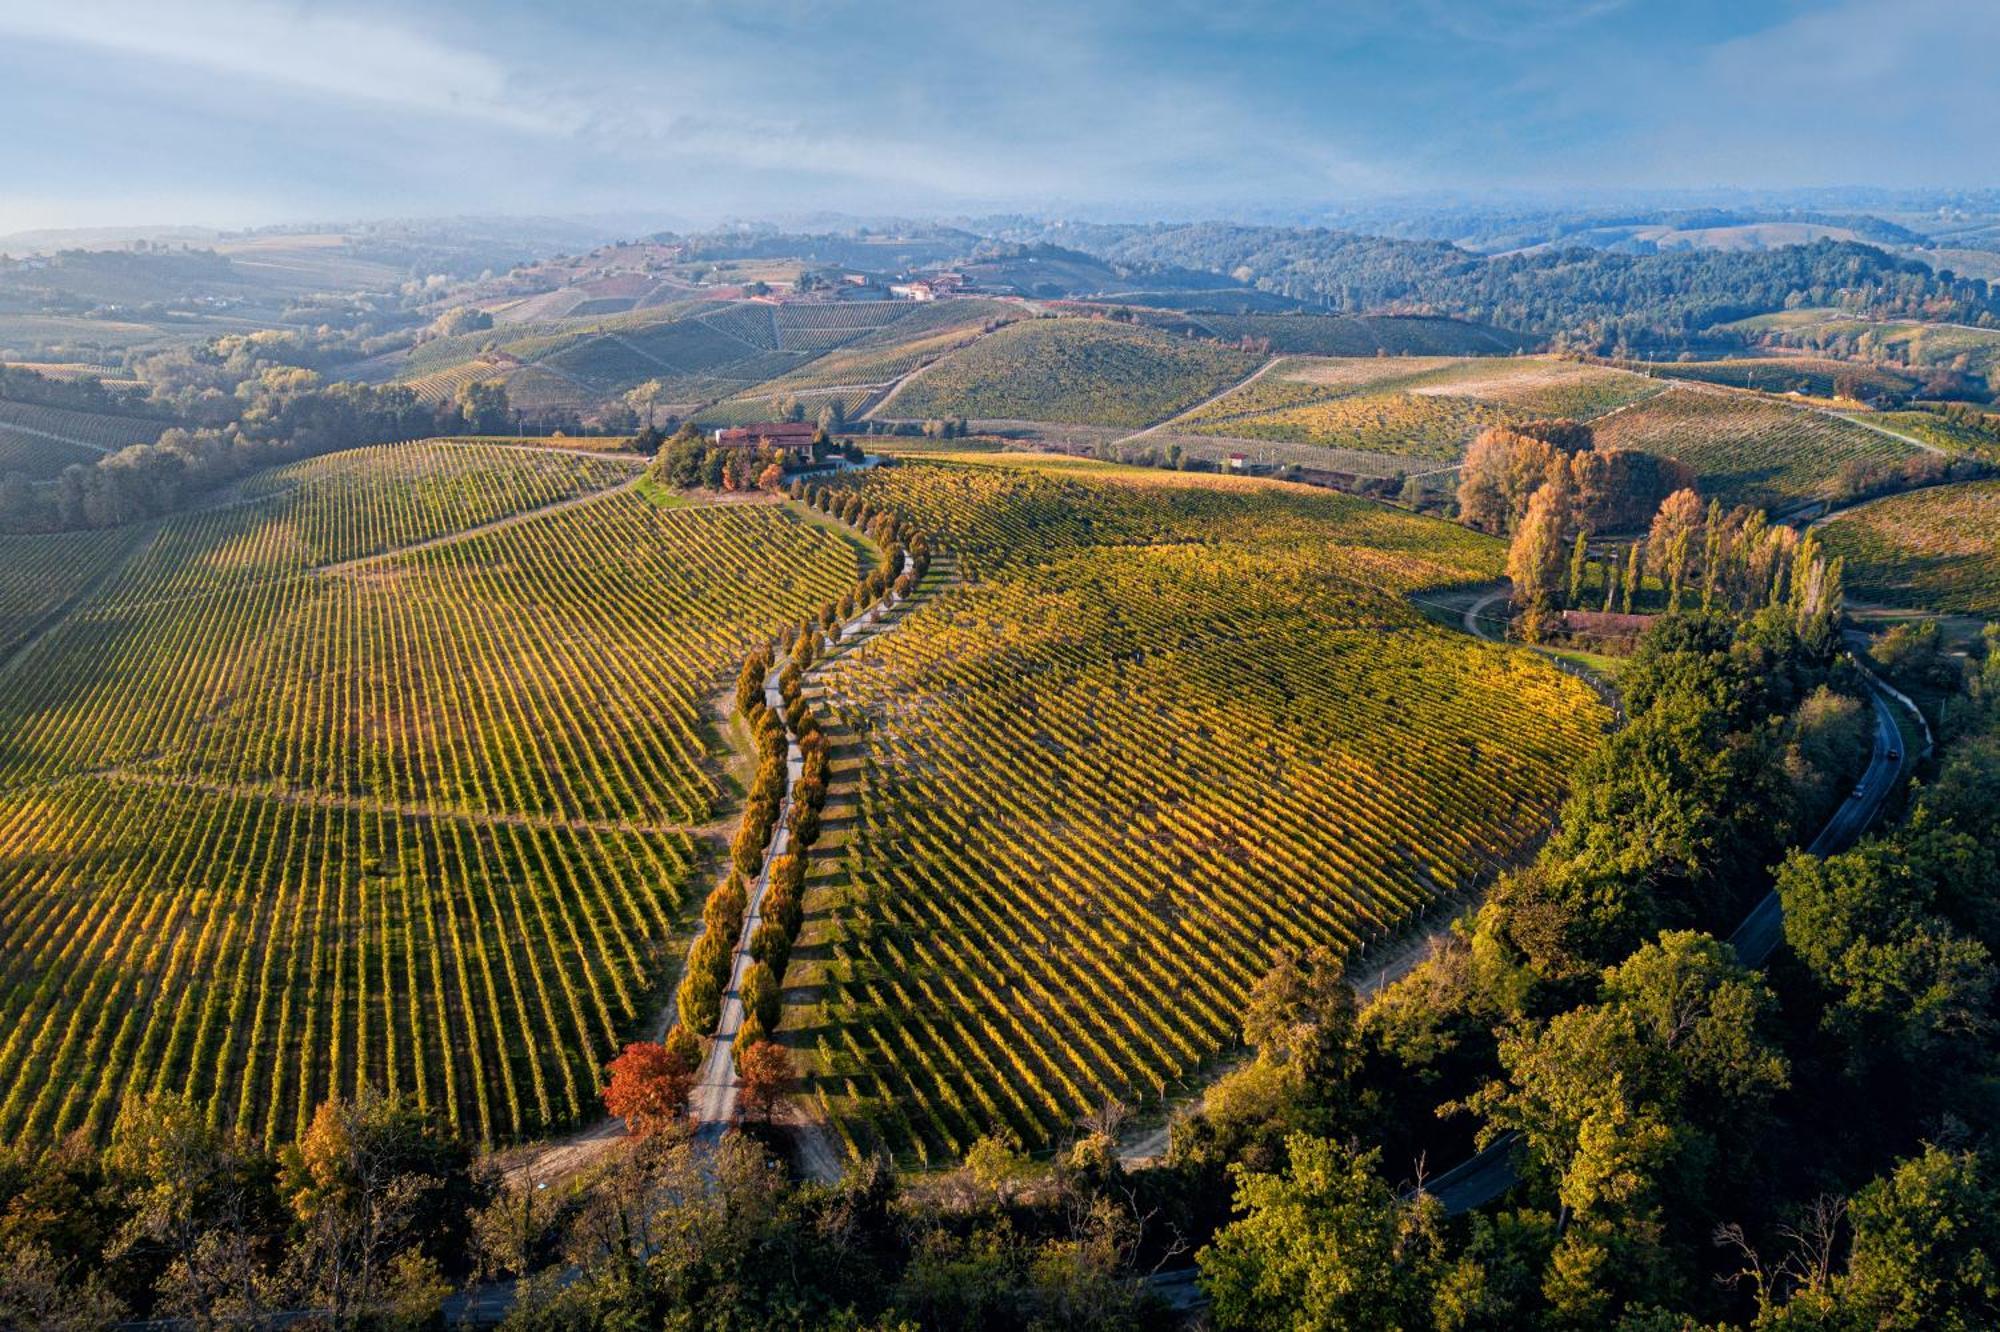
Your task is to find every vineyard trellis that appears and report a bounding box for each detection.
[1817,479,2000,615]
[0,440,863,1147]
[795,457,1607,1162]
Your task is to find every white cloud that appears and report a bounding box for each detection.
[0,0,575,134]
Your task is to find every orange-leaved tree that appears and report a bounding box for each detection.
[735,1040,797,1125]
[603,1035,699,1137]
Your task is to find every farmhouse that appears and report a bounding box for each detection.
[712,420,819,463]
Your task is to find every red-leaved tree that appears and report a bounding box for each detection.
[603,1038,697,1137]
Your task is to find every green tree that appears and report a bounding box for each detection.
[1838,1146,2000,1331]
[1198,1136,1448,1331]
[454,379,511,435]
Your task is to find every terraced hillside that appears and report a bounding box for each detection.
[877,317,1265,428]
[1817,480,2000,615]
[796,454,1608,1161]
[0,439,862,1148]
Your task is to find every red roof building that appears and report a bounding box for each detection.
[713,420,819,461]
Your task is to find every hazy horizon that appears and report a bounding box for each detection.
[3,0,1997,237]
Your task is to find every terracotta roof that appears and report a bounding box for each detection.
[716,421,818,444]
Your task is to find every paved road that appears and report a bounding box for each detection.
[1426,666,1909,1215]
[1730,678,1903,966]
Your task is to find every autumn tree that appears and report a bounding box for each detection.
[1647,487,1705,612]
[736,1040,797,1125]
[276,1094,475,1329]
[106,1093,282,1328]
[1508,485,1569,638]
[1566,530,1591,606]
[603,1040,700,1137]
[740,959,781,1033]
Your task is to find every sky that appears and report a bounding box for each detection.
[0,0,1995,234]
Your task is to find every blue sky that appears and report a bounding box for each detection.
[0,0,1994,233]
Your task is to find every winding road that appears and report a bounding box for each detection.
[1423,657,1913,1216]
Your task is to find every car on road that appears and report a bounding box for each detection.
[1853,784,1869,799]
[1887,750,1900,763]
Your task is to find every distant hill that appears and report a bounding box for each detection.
[875,317,1263,429]
[1010,223,2000,346]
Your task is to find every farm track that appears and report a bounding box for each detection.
[691,548,923,1142]
[316,472,641,575]
[1664,378,1944,457]
[1111,354,1284,447]
[860,318,1023,421]
[0,419,116,455]
[497,493,935,1189]
[86,767,709,842]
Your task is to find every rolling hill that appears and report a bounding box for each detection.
[874,317,1265,429]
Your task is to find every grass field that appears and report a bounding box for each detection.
[878,318,1265,429]
[0,440,863,1147]
[794,455,1607,1161]
[1591,384,1919,509]
[1816,480,2000,614]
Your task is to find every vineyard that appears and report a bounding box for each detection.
[1184,313,1530,356]
[1176,356,1662,461]
[0,525,143,655]
[0,440,863,1147]
[1630,356,1920,400]
[1591,384,1919,509]
[403,359,507,407]
[1846,410,2000,459]
[1816,480,2000,615]
[794,456,1607,1161]
[879,318,1265,429]
[395,300,988,418]
[1721,310,2000,380]
[0,398,169,478]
